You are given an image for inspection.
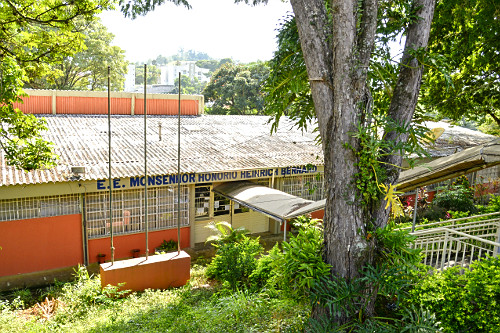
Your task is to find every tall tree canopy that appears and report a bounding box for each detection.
[121,0,436,326]
[421,0,500,132]
[203,62,269,115]
[0,0,111,170]
[171,75,205,95]
[27,19,128,91]
[135,64,161,85]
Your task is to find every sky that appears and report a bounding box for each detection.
[99,0,293,64]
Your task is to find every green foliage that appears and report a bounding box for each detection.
[268,219,331,297]
[0,0,110,170]
[155,239,177,253]
[58,266,129,319]
[135,64,161,85]
[171,75,205,95]
[196,58,232,75]
[206,234,263,290]
[0,58,57,171]
[119,0,191,19]
[347,116,429,207]
[262,15,314,133]
[203,62,269,115]
[432,176,477,215]
[204,221,249,247]
[309,226,429,330]
[248,245,279,289]
[0,265,309,332]
[27,19,128,91]
[408,256,500,333]
[422,0,500,129]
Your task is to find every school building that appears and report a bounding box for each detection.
[0,89,325,289]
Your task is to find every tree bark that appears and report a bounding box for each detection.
[290,0,435,326]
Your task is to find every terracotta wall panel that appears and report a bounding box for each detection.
[13,96,52,114]
[0,215,83,277]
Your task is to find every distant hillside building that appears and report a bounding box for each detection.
[124,64,136,92]
[160,61,210,86]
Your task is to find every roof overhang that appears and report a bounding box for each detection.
[397,138,500,193]
[213,181,325,221]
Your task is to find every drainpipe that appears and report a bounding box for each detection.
[411,189,418,232]
[80,193,88,266]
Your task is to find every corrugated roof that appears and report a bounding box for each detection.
[420,121,497,157]
[0,115,323,187]
[397,138,500,192]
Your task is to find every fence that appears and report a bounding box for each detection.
[402,212,500,269]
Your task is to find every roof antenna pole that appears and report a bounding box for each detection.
[144,64,149,259]
[108,66,115,265]
[177,71,181,254]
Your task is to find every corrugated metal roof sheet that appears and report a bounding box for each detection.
[0,115,324,187]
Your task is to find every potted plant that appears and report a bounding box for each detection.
[155,239,177,254]
[131,248,140,258]
[97,253,106,264]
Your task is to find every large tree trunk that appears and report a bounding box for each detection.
[290,0,435,326]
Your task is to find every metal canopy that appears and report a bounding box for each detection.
[397,138,500,193]
[213,181,325,221]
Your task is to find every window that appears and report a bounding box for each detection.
[86,186,189,239]
[233,202,250,214]
[213,193,231,216]
[195,184,211,219]
[282,174,325,201]
[0,194,80,222]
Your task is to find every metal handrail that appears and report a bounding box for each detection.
[401,211,500,231]
[407,212,500,269]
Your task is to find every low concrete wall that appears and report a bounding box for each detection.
[100,251,191,291]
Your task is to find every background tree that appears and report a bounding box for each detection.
[120,0,436,325]
[421,0,500,135]
[170,75,205,95]
[27,19,128,91]
[196,58,233,75]
[0,0,111,170]
[203,62,269,115]
[135,64,161,85]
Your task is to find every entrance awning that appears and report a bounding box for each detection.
[397,138,500,193]
[213,181,325,221]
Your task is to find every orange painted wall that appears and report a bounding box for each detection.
[88,227,190,264]
[134,99,198,115]
[0,214,83,277]
[56,97,132,115]
[16,95,199,115]
[13,95,52,114]
[310,209,325,220]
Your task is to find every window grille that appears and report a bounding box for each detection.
[282,174,325,201]
[86,186,189,239]
[194,184,211,219]
[0,194,80,222]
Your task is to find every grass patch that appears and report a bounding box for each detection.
[0,265,309,333]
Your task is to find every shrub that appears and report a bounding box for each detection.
[269,218,330,297]
[249,245,279,290]
[408,256,500,332]
[432,176,476,214]
[57,266,129,319]
[156,239,177,253]
[205,235,263,290]
[205,221,249,247]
